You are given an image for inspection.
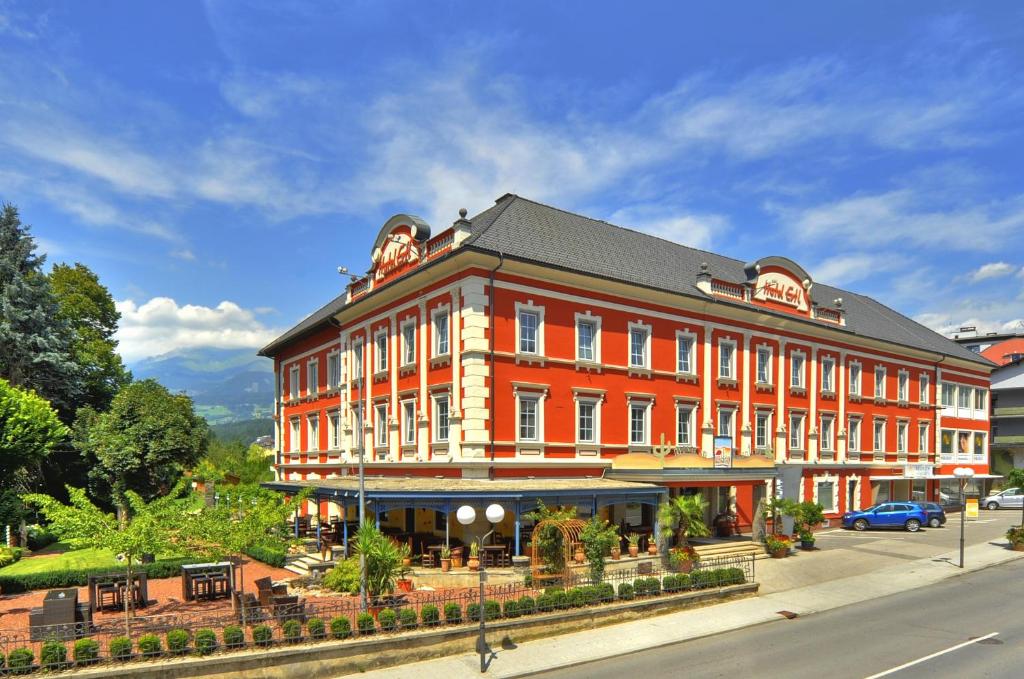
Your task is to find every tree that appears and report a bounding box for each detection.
[524,500,577,575]
[579,516,619,584]
[0,204,80,418]
[353,524,403,601]
[195,439,274,485]
[0,378,68,479]
[75,379,209,515]
[658,494,711,548]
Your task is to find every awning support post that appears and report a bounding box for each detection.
[514,500,521,556]
[342,501,349,558]
[315,494,322,552]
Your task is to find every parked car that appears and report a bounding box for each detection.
[841,503,929,532]
[981,487,1023,511]
[912,502,946,528]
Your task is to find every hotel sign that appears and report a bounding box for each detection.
[753,271,808,312]
[373,231,421,281]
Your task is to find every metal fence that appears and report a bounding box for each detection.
[0,554,755,673]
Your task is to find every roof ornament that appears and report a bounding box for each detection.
[834,297,843,308]
[453,207,473,247]
[696,261,712,295]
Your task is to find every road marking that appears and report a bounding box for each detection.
[862,632,999,678]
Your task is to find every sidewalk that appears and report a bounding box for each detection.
[354,540,1024,679]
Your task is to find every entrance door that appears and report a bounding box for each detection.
[847,480,858,512]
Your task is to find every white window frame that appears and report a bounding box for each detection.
[401,319,416,367]
[974,388,986,417]
[432,307,450,357]
[307,413,319,452]
[820,414,834,451]
[576,398,599,444]
[718,339,736,379]
[790,351,806,389]
[848,417,861,453]
[327,352,341,389]
[517,395,540,442]
[849,361,861,396]
[329,410,341,450]
[755,411,771,449]
[374,330,388,374]
[289,365,300,400]
[957,385,971,412]
[676,330,696,375]
[352,339,364,383]
[574,313,602,363]
[676,405,695,447]
[920,373,929,404]
[432,394,450,442]
[789,412,805,450]
[941,382,955,408]
[515,301,545,356]
[307,359,318,395]
[755,346,773,384]
[898,370,909,402]
[918,421,929,455]
[374,404,388,447]
[873,418,886,453]
[874,365,887,399]
[896,420,908,454]
[289,417,300,453]
[821,357,835,393]
[402,399,417,446]
[816,480,837,513]
[628,321,652,369]
[628,400,651,446]
[717,407,735,439]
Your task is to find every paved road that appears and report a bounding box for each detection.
[533,557,1024,679]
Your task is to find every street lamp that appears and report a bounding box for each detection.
[953,467,976,569]
[457,503,506,674]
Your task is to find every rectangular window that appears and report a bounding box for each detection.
[973,432,986,460]
[848,418,861,452]
[289,418,300,452]
[849,363,861,395]
[789,413,804,449]
[677,336,693,374]
[519,311,538,354]
[821,416,834,451]
[898,372,908,402]
[629,328,648,368]
[817,482,835,513]
[327,353,341,388]
[719,341,735,379]
[353,342,364,382]
[375,332,388,373]
[957,386,971,410]
[630,404,647,445]
[289,366,300,399]
[755,412,769,448]
[821,358,835,393]
[940,429,954,459]
[375,405,387,447]
[329,412,341,449]
[873,420,885,452]
[433,311,449,356]
[578,402,595,443]
[918,422,928,454]
[402,324,416,365]
[974,388,986,411]
[519,397,538,441]
[677,407,693,446]
[434,396,449,442]
[756,347,771,384]
[307,414,319,452]
[307,360,318,395]
[402,401,416,445]
[941,383,955,407]
[577,321,595,361]
[791,354,805,388]
[718,409,734,438]
[874,366,886,399]
[920,374,929,404]
[897,421,907,453]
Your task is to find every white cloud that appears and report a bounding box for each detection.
[607,206,725,251]
[811,254,896,286]
[115,297,281,361]
[170,249,196,261]
[969,262,1017,282]
[36,182,182,243]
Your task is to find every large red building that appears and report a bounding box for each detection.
[259,194,994,552]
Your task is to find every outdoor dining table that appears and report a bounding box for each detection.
[480,544,508,568]
[86,572,148,613]
[181,561,235,602]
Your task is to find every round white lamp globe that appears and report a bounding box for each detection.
[485,503,506,524]
[456,505,476,526]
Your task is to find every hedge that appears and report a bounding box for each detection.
[40,641,68,670]
[0,557,203,594]
[243,544,287,568]
[421,604,440,626]
[329,616,351,639]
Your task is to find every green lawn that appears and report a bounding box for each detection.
[1,545,124,576]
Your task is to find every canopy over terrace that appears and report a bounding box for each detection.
[264,476,667,556]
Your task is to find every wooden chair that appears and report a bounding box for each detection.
[421,551,436,568]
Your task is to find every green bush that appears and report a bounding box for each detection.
[0,557,201,594]
[73,638,100,665]
[7,647,34,674]
[518,595,536,615]
[377,608,398,632]
[281,619,302,643]
[0,546,24,569]
[398,608,417,629]
[617,582,635,600]
[308,617,327,640]
[322,558,361,595]
[568,587,587,608]
[244,544,287,568]
[195,629,218,655]
[137,633,162,657]
[634,577,660,596]
[329,616,351,639]
[466,602,481,622]
[662,574,679,592]
[443,602,462,624]
[485,599,501,621]
[503,599,520,618]
[356,612,376,635]
[544,585,564,595]
[550,590,569,610]
[109,636,133,661]
[722,567,746,585]
[536,593,554,611]
[581,585,601,606]
[223,625,245,649]
[596,582,615,602]
[166,628,190,654]
[421,604,440,626]
[40,640,68,670]
[646,577,661,595]
[27,525,58,551]
[252,624,274,647]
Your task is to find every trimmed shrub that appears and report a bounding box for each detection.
[421,604,440,626]
[7,647,34,674]
[0,557,204,594]
[503,599,520,618]
[484,599,501,621]
[633,577,647,596]
[195,628,218,655]
[244,544,287,568]
[544,586,564,595]
[282,619,302,643]
[73,638,100,665]
[646,577,661,595]
[377,608,398,633]
[550,590,569,610]
[596,582,615,602]
[466,602,481,622]
[40,640,68,670]
[0,546,23,569]
[662,574,679,593]
[252,624,274,647]
[223,625,245,649]
[356,612,376,635]
[535,592,554,612]
[398,608,417,629]
[581,585,601,606]
[109,636,133,661]
[617,582,635,600]
[167,628,190,654]
[137,633,162,657]
[329,616,351,640]
[567,587,587,608]
[517,595,536,615]
[308,617,327,640]
[723,567,746,585]
[443,602,462,624]
[691,570,715,589]
[322,558,361,595]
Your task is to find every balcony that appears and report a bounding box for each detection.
[993,435,1024,446]
[992,407,1024,419]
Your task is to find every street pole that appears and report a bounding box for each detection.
[356,378,367,612]
[477,528,494,674]
[959,478,966,569]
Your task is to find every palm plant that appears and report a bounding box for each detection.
[658,495,711,548]
[354,524,403,601]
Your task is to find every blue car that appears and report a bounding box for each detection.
[842,502,928,532]
[912,501,947,528]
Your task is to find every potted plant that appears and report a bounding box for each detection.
[573,544,586,564]
[1006,525,1024,552]
[451,546,464,569]
[765,533,791,558]
[440,545,452,573]
[647,539,659,556]
[798,530,816,551]
[668,545,699,573]
[626,533,641,558]
[610,544,621,560]
[790,501,824,551]
[396,544,414,592]
[467,541,480,571]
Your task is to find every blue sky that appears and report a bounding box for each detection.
[2,1,1023,361]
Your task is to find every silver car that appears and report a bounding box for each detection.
[982,487,1023,510]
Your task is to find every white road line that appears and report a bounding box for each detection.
[862,632,999,679]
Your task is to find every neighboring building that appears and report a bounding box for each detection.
[259,194,994,551]
[951,328,1024,366]
[987,359,1024,477]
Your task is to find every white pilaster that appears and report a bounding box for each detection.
[741,332,751,455]
[417,301,429,460]
[450,287,463,458]
[776,339,787,463]
[701,325,713,455]
[808,346,818,462]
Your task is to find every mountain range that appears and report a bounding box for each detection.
[129,347,274,424]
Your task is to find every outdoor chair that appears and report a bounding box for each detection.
[421,551,436,568]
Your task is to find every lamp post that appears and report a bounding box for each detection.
[953,467,975,569]
[457,503,506,674]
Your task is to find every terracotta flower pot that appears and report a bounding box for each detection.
[452,555,463,569]
[628,545,639,558]
[1012,543,1024,552]
[610,547,621,561]
[678,560,695,573]
[468,557,480,571]
[647,544,658,556]
[402,557,412,568]
[440,558,451,572]
[574,549,585,564]
[770,547,789,559]
[397,578,413,593]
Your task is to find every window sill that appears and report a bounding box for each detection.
[429,354,451,369]
[788,449,806,460]
[849,394,862,403]
[575,359,602,372]
[627,445,652,453]
[627,367,652,378]
[754,382,774,393]
[820,390,836,400]
[717,378,738,389]
[515,353,547,366]
[399,364,417,377]
[373,371,388,383]
[789,387,807,397]
[873,397,888,406]
[896,400,909,408]
[675,372,699,384]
